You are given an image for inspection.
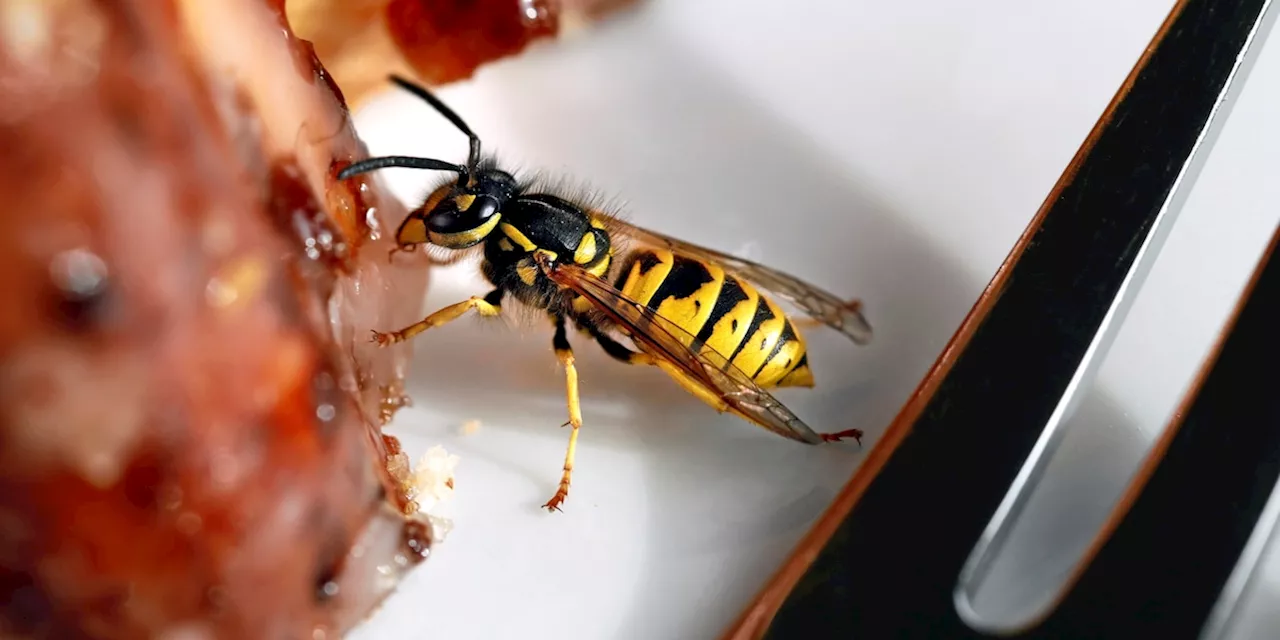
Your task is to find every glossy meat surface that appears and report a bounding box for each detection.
[288,0,644,105]
[0,0,434,637]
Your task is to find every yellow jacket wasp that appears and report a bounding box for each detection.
[339,76,873,512]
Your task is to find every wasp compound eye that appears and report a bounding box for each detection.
[426,210,462,234]
[468,195,501,222]
[425,197,502,249]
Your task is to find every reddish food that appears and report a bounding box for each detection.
[0,0,436,637]
[288,0,644,106]
[384,0,561,86]
[0,0,637,635]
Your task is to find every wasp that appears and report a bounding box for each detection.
[339,76,874,512]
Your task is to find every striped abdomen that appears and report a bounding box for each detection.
[614,248,814,388]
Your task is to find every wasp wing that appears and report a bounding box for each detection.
[537,255,825,445]
[602,216,873,345]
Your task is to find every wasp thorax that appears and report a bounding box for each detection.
[395,170,517,250]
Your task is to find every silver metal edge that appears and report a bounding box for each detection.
[1200,473,1280,640]
[953,0,1278,633]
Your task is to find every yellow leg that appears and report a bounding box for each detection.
[544,316,584,512]
[370,289,502,346]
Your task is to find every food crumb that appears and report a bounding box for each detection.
[458,419,481,436]
[407,445,459,542]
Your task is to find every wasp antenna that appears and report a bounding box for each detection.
[337,155,465,180]
[388,74,482,172]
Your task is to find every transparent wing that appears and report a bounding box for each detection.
[603,216,873,345]
[536,253,824,445]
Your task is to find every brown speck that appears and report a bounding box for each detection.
[400,519,431,561]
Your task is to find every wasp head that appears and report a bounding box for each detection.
[396,169,517,250]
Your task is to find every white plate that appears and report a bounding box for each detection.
[346,1,1280,638]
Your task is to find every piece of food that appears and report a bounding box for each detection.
[0,0,640,636]
[406,446,461,543]
[287,0,645,107]
[459,419,482,436]
[0,0,434,637]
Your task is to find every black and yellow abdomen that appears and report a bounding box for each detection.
[614,248,815,389]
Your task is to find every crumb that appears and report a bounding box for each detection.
[458,419,481,436]
[385,451,411,485]
[406,445,459,542]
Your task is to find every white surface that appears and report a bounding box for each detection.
[342,1,1280,638]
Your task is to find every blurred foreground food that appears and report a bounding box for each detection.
[0,0,635,637]
[0,0,435,636]
[287,0,643,106]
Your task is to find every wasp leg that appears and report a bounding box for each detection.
[544,315,584,512]
[371,288,503,346]
[820,428,864,445]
